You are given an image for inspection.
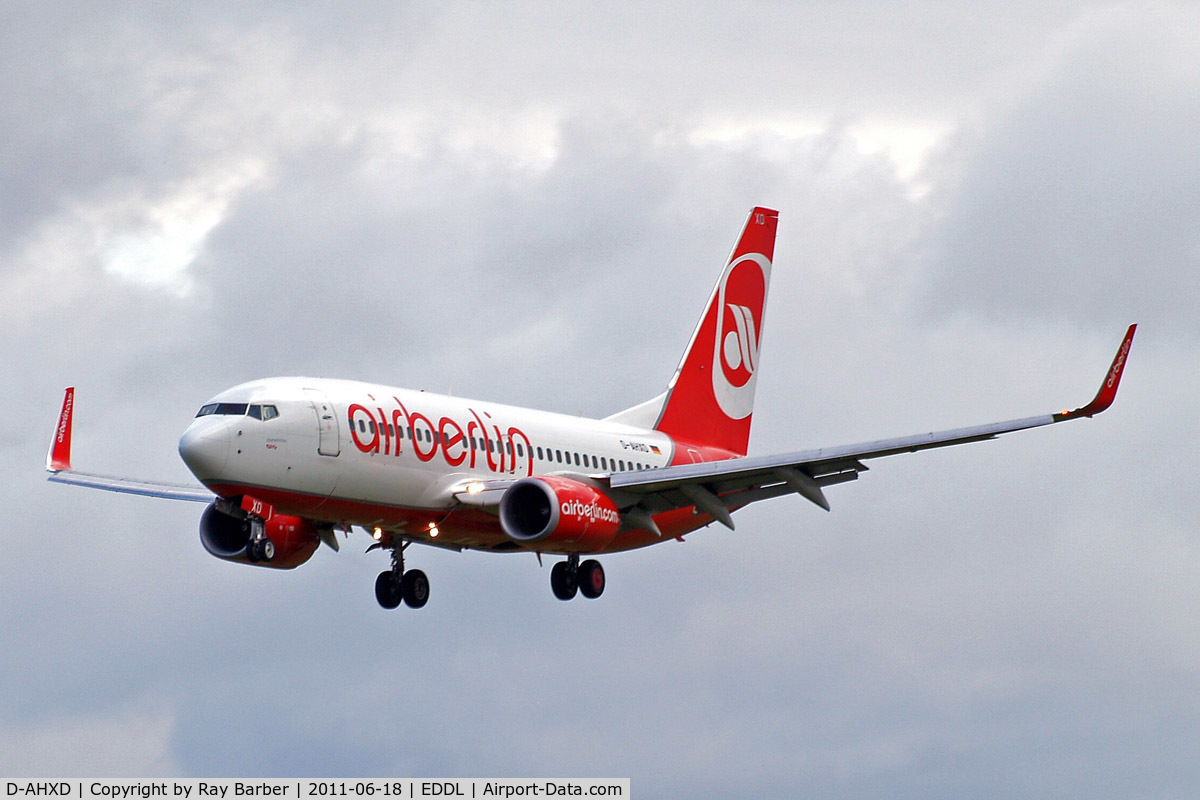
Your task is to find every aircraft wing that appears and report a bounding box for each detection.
[45,387,214,503]
[607,324,1137,530]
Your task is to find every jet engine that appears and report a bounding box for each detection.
[498,476,621,551]
[199,502,320,569]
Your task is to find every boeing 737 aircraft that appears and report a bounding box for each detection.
[46,207,1136,609]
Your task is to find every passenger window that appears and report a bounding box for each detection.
[573,453,580,466]
[517,443,524,457]
[358,419,366,433]
[555,450,562,463]
[537,446,543,460]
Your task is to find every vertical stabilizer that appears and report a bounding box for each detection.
[653,207,777,456]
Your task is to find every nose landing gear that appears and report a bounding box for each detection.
[245,515,275,563]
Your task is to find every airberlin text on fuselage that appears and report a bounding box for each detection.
[347,397,532,475]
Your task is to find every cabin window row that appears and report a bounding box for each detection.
[354,418,517,455]
[533,446,653,472]
[350,417,655,472]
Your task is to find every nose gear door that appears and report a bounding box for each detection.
[303,388,340,457]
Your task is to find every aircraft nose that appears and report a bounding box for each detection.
[178,418,231,480]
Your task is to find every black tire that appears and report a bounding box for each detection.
[578,559,605,599]
[402,569,430,609]
[550,561,578,601]
[375,571,402,609]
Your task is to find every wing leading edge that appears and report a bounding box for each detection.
[608,325,1137,528]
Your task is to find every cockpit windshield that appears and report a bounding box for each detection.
[196,402,247,417]
[195,402,279,420]
[248,404,279,420]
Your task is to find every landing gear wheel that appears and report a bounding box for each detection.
[551,561,578,601]
[375,571,402,609]
[248,538,275,563]
[402,569,430,609]
[578,559,605,599]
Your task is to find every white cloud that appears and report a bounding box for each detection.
[96,159,268,295]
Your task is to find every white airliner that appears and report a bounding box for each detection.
[46,207,1137,609]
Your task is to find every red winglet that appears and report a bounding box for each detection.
[1056,324,1137,420]
[47,387,75,472]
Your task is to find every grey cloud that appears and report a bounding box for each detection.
[917,4,1200,338]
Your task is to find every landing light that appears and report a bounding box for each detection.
[373,527,383,540]
[428,522,439,538]
[466,481,485,495]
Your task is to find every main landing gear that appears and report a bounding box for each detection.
[375,540,429,610]
[550,554,605,601]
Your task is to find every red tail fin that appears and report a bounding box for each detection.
[654,207,777,456]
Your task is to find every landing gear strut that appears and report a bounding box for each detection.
[375,540,429,609]
[245,516,275,563]
[550,554,605,601]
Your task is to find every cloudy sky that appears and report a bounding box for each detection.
[3,2,1198,797]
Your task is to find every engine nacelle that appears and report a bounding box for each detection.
[498,476,621,551]
[199,502,320,569]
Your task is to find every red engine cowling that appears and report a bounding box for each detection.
[498,476,621,551]
[199,502,321,569]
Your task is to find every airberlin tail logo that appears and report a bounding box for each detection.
[722,303,759,386]
[711,253,770,420]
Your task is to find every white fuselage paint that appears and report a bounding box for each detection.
[179,377,675,552]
